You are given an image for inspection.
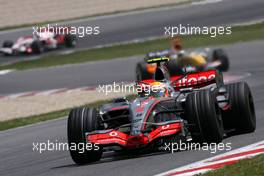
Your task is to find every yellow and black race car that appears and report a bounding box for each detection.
[136,48,229,81]
[136,37,229,81]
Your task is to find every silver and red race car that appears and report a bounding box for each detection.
[0,27,76,56]
[67,57,256,165]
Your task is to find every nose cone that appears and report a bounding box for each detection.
[130,97,155,135]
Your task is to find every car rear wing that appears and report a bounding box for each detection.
[139,69,223,90]
[170,69,223,89]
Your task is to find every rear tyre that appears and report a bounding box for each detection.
[212,49,229,72]
[222,82,256,133]
[2,40,13,48]
[68,107,103,165]
[31,40,44,54]
[185,89,224,143]
[65,34,77,47]
[136,61,153,82]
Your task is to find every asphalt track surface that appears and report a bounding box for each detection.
[0,40,264,176]
[0,0,264,64]
[0,41,263,95]
[1,1,264,175]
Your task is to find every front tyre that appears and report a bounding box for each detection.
[68,107,102,165]
[185,89,224,143]
[31,40,44,54]
[65,34,77,47]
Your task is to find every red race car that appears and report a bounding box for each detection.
[0,27,76,56]
[67,57,256,165]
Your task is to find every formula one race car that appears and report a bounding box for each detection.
[0,27,76,56]
[67,57,255,165]
[136,48,230,82]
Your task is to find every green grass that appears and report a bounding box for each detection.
[1,23,264,71]
[200,154,264,176]
[0,100,105,131]
[0,95,135,131]
[0,110,68,131]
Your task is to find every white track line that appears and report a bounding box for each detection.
[156,140,264,176]
[192,0,222,5]
[0,69,14,75]
[0,72,251,100]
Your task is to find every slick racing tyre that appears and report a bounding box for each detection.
[136,61,153,81]
[31,40,44,54]
[65,34,77,47]
[2,40,13,48]
[185,89,224,143]
[212,49,229,72]
[68,107,103,165]
[222,82,256,133]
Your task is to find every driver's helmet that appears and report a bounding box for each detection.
[171,37,182,51]
[149,81,170,97]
